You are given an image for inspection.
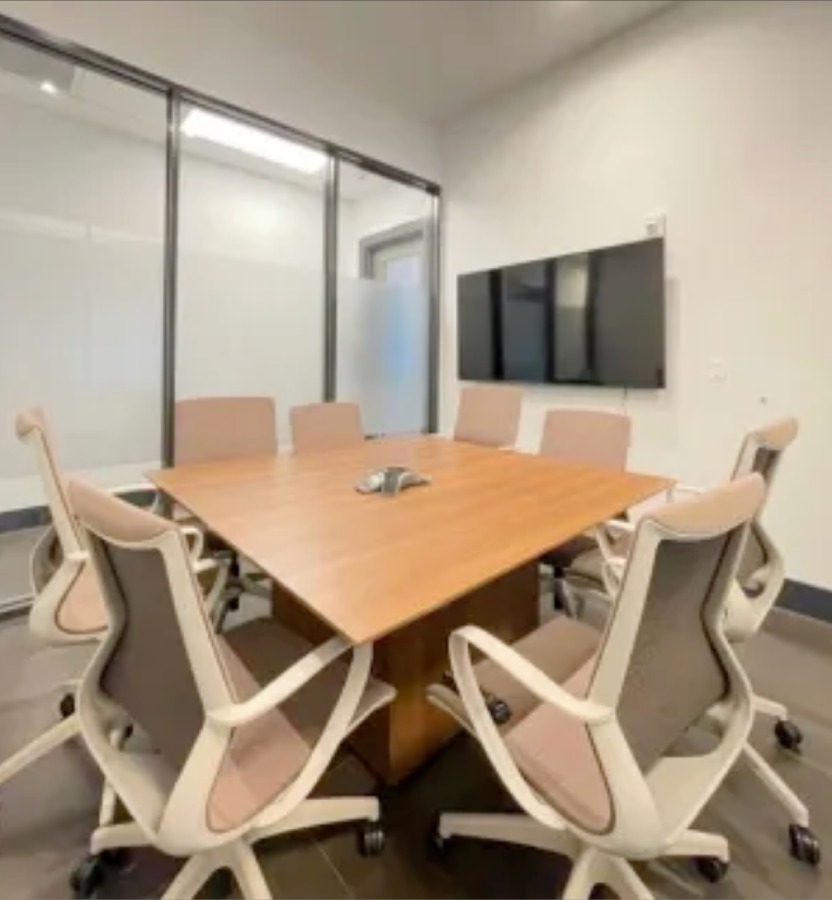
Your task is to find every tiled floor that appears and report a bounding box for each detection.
[0,607,831,899]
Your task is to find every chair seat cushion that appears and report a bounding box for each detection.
[56,565,108,634]
[504,657,611,834]
[475,616,600,727]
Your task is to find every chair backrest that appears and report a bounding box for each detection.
[68,478,239,845]
[456,477,762,856]
[729,417,797,592]
[453,385,523,448]
[15,408,84,558]
[538,408,631,469]
[174,397,277,465]
[290,402,364,455]
[585,475,763,845]
[15,408,106,641]
[69,480,373,851]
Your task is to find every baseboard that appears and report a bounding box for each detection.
[777,579,832,624]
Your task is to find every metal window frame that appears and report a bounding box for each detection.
[0,12,443,472]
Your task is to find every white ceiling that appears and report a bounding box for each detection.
[209,0,677,123]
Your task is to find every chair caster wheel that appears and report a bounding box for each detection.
[100,848,132,872]
[59,693,75,719]
[694,856,729,883]
[789,824,821,866]
[428,815,452,861]
[358,820,385,857]
[69,854,106,899]
[775,719,803,752]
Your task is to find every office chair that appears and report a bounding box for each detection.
[66,479,394,900]
[174,396,278,625]
[569,417,817,863]
[453,384,523,448]
[429,476,765,899]
[0,409,224,793]
[290,402,365,454]
[538,408,632,615]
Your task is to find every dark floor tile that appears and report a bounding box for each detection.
[258,833,350,899]
[347,844,464,900]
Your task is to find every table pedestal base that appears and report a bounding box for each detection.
[272,562,539,784]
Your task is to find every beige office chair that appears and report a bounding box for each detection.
[538,409,631,615]
[453,384,523,448]
[174,396,278,621]
[429,475,765,899]
[290,402,364,454]
[66,479,395,900]
[174,396,278,464]
[0,409,224,793]
[570,417,818,863]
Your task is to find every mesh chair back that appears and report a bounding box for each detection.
[729,418,797,590]
[597,476,765,771]
[69,480,211,769]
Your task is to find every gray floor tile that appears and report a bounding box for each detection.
[0,611,831,899]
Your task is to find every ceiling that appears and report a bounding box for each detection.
[209,0,677,123]
[0,31,386,200]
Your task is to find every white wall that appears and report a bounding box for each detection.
[441,0,832,589]
[0,0,439,181]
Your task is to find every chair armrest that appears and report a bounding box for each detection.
[207,635,353,729]
[180,525,204,560]
[450,626,612,725]
[601,556,627,597]
[667,483,704,501]
[592,518,634,567]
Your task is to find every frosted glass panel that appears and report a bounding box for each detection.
[337,165,431,434]
[176,105,325,444]
[336,277,428,435]
[0,34,165,602]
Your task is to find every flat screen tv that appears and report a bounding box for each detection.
[457,237,665,388]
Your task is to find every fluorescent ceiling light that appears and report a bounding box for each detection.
[181,109,326,174]
[40,81,57,95]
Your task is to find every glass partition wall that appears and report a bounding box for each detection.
[336,164,434,435]
[0,33,167,608]
[176,103,327,443]
[0,18,440,612]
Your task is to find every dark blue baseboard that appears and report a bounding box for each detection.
[778,579,832,623]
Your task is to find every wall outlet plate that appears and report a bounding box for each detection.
[645,213,666,238]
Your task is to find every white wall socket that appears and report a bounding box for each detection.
[645,213,666,238]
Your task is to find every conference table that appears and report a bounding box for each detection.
[150,435,670,783]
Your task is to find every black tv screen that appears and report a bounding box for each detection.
[457,238,665,388]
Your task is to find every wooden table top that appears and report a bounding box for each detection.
[150,436,671,644]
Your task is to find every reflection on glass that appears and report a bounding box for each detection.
[554,253,592,383]
[0,34,166,603]
[501,262,551,383]
[176,105,326,443]
[336,165,432,435]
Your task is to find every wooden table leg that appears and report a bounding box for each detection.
[272,561,539,785]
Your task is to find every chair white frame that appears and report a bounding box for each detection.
[0,411,226,792]
[431,479,761,899]
[584,420,811,844]
[74,492,393,900]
